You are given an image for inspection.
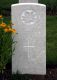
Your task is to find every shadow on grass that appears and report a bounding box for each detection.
[12,71,32,80]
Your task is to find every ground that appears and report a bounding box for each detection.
[2,67,57,80]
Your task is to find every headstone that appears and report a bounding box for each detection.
[11,0,46,74]
[19,0,38,3]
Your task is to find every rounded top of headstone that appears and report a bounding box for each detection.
[19,0,38,3]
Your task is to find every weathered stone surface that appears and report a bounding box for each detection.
[19,0,38,3]
[12,3,46,74]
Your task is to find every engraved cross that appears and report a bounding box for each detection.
[24,40,35,58]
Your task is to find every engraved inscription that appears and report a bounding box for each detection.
[21,9,37,25]
[24,40,38,61]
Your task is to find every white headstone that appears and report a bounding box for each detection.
[11,0,46,74]
[19,0,38,3]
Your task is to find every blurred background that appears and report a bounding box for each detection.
[0,0,18,16]
[0,0,57,16]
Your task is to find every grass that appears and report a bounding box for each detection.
[0,0,18,9]
[0,16,57,65]
[47,15,57,65]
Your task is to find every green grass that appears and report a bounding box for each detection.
[0,16,57,65]
[0,0,18,9]
[47,16,57,65]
